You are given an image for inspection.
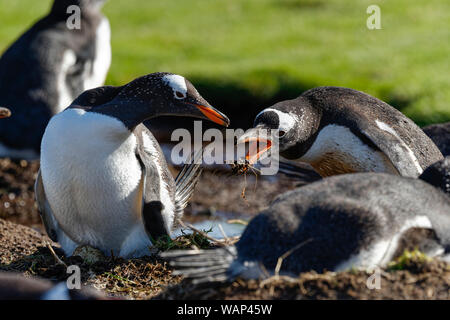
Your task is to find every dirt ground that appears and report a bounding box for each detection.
[0,158,449,300]
[158,258,450,300]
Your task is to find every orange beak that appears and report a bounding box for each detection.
[240,136,272,164]
[0,108,11,119]
[194,104,230,127]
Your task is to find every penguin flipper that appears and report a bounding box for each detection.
[161,246,236,285]
[142,201,170,242]
[136,147,171,242]
[34,170,59,242]
[174,148,204,220]
[357,121,425,177]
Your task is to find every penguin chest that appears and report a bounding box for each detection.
[40,110,144,248]
[299,125,398,177]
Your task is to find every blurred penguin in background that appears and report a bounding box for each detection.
[0,0,111,159]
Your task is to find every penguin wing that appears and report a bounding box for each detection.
[135,144,171,242]
[173,148,204,220]
[354,118,424,177]
[34,170,59,242]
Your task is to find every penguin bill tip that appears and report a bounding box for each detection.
[194,104,230,127]
[237,136,272,164]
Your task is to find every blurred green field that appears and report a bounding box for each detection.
[0,0,449,126]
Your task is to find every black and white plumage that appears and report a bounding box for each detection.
[0,0,111,159]
[423,122,450,157]
[162,164,450,284]
[35,72,230,258]
[238,87,443,178]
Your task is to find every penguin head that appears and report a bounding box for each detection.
[0,107,11,119]
[419,157,450,195]
[93,72,229,129]
[237,98,320,162]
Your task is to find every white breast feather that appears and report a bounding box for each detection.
[299,124,398,173]
[40,109,143,252]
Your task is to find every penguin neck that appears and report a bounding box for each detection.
[282,103,322,159]
[91,99,160,131]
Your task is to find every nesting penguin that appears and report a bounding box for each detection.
[238,87,443,178]
[0,0,111,159]
[36,72,230,258]
[163,159,450,283]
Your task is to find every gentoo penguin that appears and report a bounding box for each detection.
[423,122,450,156]
[163,167,450,283]
[36,72,230,258]
[0,272,105,300]
[0,0,111,159]
[238,87,443,178]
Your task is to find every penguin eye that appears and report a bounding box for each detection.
[278,130,286,138]
[174,91,186,99]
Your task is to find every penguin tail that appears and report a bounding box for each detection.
[174,148,204,218]
[161,246,237,285]
[278,160,322,184]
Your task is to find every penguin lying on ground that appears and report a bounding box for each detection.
[36,72,230,258]
[238,87,443,178]
[162,158,450,284]
[0,0,111,159]
[423,122,450,157]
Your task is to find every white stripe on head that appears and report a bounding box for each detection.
[256,108,297,131]
[162,74,187,99]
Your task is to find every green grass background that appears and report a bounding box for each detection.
[0,0,448,126]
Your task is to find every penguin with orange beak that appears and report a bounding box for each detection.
[238,86,442,178]
[36,72,230,257]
